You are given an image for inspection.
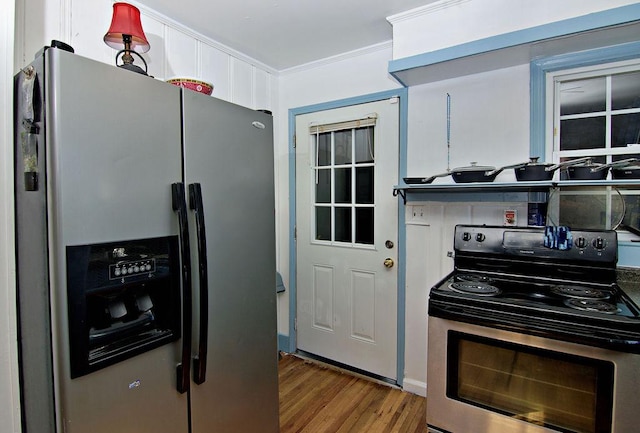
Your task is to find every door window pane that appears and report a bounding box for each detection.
[335,207,351,242]
[316,169,331,203]
[355,167,374,204]
[334,130,352,165]
[315,207,331,241]
[355,127,374,163]
[355,208,374,244]
[335,168,352,204]
[317,133,331,166]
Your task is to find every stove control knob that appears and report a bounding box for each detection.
[475,233,486,242]
[576,237,587,249]
[462,232,471,242]
[593,237,607,250]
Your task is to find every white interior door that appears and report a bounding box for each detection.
[295,98,399,380]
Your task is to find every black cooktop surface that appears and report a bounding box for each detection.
[433,271,640,319]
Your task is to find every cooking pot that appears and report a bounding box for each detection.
[610,158,640,180]
[450,162,504,183]
[498,157,592,181]
[565,158,623,180]
[501,157,560,181]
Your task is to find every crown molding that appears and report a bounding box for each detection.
[279,41,392,76]
[387,0,472,24]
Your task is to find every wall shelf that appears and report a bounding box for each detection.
[393,180,640,204]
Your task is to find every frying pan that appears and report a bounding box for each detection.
[504,157,591,181]
[403,162,503,184]
[610,158,640,180]
[565,158,639,180]
[566,159,611,180]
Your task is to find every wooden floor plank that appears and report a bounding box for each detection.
[279,355,428,433]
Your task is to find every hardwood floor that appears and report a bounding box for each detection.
[279,354,428,433]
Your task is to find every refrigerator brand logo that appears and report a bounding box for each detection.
[128,379,141,389]
[252,121,266,129]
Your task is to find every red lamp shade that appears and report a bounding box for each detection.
[103,3,150,53]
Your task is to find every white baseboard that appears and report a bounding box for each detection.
[402,378,427,397]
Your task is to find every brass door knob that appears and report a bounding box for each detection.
[383,258,394,268]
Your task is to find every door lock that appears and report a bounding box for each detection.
[383,258,395,268]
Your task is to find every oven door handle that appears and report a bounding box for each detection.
[429,300,640,354]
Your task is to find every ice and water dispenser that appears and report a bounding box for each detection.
[66,236,181,378]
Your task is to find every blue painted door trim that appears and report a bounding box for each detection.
[286,88,409,386]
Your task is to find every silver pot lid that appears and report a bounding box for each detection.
[452,162,495,172]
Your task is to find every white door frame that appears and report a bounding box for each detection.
[286,88,408,386]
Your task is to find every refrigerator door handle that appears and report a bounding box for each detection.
[189,183,209,385]
[172,182,193,394]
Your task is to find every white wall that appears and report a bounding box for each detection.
[407,64,530,179]
[274,44,402,335]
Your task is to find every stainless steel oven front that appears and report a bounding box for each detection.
[427,317,640,433]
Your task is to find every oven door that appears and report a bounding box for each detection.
[427,317,640,433]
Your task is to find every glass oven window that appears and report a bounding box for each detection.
[447,331,614,433]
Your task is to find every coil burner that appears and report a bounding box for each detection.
[550,285,612,300]
[564,298,621,314]
[456,274,495,284]
[449,281,501,297]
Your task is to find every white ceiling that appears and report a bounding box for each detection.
[138,0,437,71]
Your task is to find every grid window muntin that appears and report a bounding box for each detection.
[548,60,640,231]
[551,60,640,163]
[312,126,375,248]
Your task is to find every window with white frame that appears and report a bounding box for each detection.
[549,61,640,165]
[310,118,376,246]
[545,60,640,231]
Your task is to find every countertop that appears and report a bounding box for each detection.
[617,267,640,307]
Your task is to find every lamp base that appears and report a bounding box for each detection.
[118,63,148,76]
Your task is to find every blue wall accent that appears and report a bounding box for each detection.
[389,3,640,77]
[278,333,289,352]
[287,88,409,386]
[619,242,640,268]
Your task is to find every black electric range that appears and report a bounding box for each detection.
[428,225,640,353]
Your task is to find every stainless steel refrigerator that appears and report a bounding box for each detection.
[14,45,279,433]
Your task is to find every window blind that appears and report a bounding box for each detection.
[309,114,377,134]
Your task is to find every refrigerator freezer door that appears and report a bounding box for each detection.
[181,91,279,433]
[44,49,187,433]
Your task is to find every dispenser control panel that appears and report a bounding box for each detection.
[109,258,156,279]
